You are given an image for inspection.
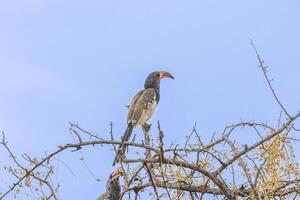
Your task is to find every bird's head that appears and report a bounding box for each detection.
[144,71,175,89]
[112,168,125,180]
[106,168,124,192]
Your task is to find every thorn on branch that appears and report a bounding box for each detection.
[250,39,291,118]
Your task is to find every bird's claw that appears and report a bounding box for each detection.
[143,123,151,131]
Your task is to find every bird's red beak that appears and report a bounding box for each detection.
[159,71,175,79]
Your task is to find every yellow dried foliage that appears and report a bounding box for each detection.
[257,134,300,198]
[175,168,184,182]
[196,159,210,170]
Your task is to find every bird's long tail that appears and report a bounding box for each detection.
[112,124,134,166]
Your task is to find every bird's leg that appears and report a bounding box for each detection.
[142,123,157,188]
[142,123,151,132]
[142,124,151,147]
[142,123,152,159]
[120,152,127,162]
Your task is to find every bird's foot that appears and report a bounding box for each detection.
[143,123,151,132]
[120,154,127,162]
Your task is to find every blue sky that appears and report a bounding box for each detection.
[0,0,300,199]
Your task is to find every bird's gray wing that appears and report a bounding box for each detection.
[129,88,157,125]
[127,89,144,125]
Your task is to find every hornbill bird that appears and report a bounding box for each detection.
[96,168,124,200]
[112,71,174,166]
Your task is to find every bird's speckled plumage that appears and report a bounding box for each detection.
[112,71,174,166]
[128,88,158,126]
